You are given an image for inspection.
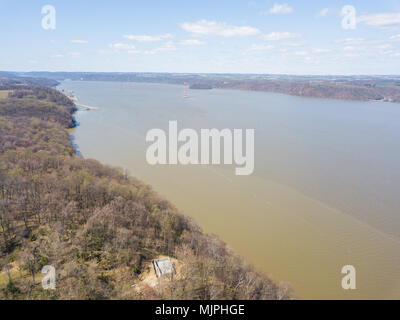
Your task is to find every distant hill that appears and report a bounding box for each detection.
[12,71,400,103]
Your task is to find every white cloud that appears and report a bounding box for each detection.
[51,54,64,58]
[180,19,260,37]
[283,41,305,47]
[267,3,293,14]
[70,40,88,44]
[67,52,81,57]
[358,13,400,27]
[380,49,395,55]
[179,39,206,46]
[123,34,173,42]
[97,49,110,55]
[129,41,177,55]
[109,43,136,51]
[153,41,177,53]
[318,8,329,17]
[343,46,357,51]
[390,34,400,40]
[378,44,393,49]
[312,48,331,54]
[261,32,301,41]
[335,38,365,46]
[293,50,308,56]
[343,53,361,58]
[339,38,364,43]
[247,44,275,51]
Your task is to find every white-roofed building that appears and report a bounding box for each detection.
[153,258,175,277]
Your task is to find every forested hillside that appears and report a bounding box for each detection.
[0,84,291,300]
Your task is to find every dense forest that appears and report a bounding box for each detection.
[0,82,291,300]
[0,74,59,87]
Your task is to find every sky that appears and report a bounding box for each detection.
[1,0,400,75]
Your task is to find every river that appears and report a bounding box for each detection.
[60,80,400,299]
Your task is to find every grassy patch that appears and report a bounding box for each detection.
[0,90,11,99]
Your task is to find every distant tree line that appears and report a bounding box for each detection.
[0,76,59,88]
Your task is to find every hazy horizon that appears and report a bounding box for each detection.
[4,70,400,77]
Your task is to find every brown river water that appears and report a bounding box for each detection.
[60,81,400,299]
